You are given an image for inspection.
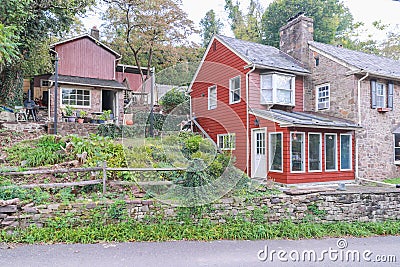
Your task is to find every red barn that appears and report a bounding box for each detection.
[189,35,359,184]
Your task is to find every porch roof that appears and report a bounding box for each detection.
[250,109,361,130]
[49,75,127,90]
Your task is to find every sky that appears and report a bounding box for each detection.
[83,0,400,44]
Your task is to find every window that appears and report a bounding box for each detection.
[208,85,217,110]
[308,133,322,171]
[290,132,305,172]
[269,132,283,172]
[316,84,330,110]
[229,76,241,104]
[325,134,337,171]
[217,133,236,150]
[260,73,295,106]
[62,88,91,107]
[371,80,394,110]
[395,133,400,163]
[340,134,352,170]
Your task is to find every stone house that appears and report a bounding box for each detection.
[280,14,400,180]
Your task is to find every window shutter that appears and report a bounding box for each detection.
[370,79,377,108]
[388,81,394,110]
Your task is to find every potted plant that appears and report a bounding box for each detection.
[99,110,112,124]
[64,105,76,122]
[77,110,88,124]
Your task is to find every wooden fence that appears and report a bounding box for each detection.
[0,161,185,194]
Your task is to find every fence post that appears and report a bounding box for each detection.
[102,161,107,194]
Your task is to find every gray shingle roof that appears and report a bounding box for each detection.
[49,75,126,90]
[309,41,400,80]
[251,108,360,130]
[216,35,309,74]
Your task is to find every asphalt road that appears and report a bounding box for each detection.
[0,236,399,267]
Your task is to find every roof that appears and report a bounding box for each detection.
[50,34,121,58]
[309,41,400,80]
[116,64,149,75]
[250,108,361,130]
[216,35,309,74]
[49,75,126,90]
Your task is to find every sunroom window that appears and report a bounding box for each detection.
[260,73,295,106]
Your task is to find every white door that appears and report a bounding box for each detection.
[252,128,267,178]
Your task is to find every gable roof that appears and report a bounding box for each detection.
[309,41,400,80]
[250,108,360,130]
[50,34,121,58]
[216,35,309,74]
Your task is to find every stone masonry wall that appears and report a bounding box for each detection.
[2,190,400,229]
[47,122,99,136]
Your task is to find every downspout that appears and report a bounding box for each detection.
[356,72,369,181]
[245,64,256,177]
[113,56,122,80]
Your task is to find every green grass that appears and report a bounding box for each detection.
[1,219,399,244]
[383,178,400,184]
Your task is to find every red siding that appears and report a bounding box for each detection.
[115,72,144,92]
[56,37,116,80]
[293,76,304,112]
[191,39,250,171]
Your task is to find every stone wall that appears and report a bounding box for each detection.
[0,122,46,133]
[47,122,99,136]
[2,189,400,229]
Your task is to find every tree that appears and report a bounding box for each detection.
[200,10,223,47]
[102,0,196,95]
[0,24,18,66]
[261,0,354,48]
[224,0,264,42]
[159,88,189,114]
[0,0,94,107]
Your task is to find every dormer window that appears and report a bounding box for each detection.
[260,73,295,106]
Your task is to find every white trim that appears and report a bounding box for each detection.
[325,133,338,172]
[394,133,400,165]
[308,133,322,172]
[316,83,330,111]
[268,132,283,173]
[217,133,236,151]
[208,85,217,110]
[340,134,353,171]
[60,86,92,109]
[290,132,305,173]
[229,75,241,104]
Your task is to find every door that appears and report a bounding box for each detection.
[252,128,267,178]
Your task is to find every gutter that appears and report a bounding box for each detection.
[245,64,256,177]
[356,72,369,182]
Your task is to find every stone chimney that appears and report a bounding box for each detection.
[90,26,100,40]
[279,13,314,67]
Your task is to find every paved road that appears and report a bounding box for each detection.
[0,236,399,267]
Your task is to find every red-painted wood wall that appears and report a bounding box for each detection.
[55,37,117,80]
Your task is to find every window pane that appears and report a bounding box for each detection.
[277,89,291,104]
[325,134,337,170]
[270,133,282,171]
[276,75,291,89]
[261,75,272,89]
[261,89,273,102]
[340,135,351,170]
[209,86,217,109]
[291,133,304,172]
[309,134,321,171]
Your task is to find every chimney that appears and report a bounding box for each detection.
[90,26,100,40]
[279,13,314,67]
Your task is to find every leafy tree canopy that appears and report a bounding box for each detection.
[261,0,354,47]
[200,9,223,47]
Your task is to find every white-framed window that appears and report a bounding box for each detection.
[394,133,400,164]
[316,84,330,110]
[308,133,322,172]
[229,76,241,104]
[325,133,337,171]
[217,133,236,150]
[371,80,394,110]
[376,83,386,108]
[340,134,352,170]
[61,88,91,107]
[208,85,217,110]
[260,73,295,106]
[269,132,283,172]
[290,132,305,172]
